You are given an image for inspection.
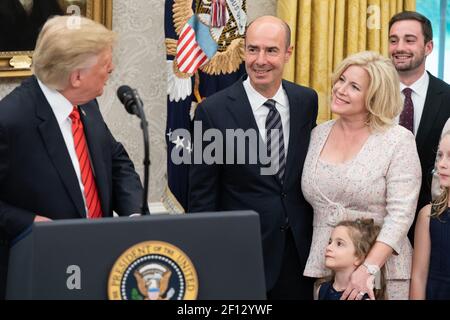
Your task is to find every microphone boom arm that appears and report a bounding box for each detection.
[132,89,150,215]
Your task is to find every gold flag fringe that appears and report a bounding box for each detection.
[173,0,194,35]
[200,38,245,75]
[165,38,177,57]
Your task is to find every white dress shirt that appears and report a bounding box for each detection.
[243,78,290,154]
[398,71,430,135]
[37,78,89,215]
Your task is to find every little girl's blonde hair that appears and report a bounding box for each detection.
[432,130,450,218]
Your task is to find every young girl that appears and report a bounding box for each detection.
[317,219,386,300]
[411,131,450,300]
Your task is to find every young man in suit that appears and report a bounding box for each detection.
[389,11,450,242]
[0,16,146,299]
[188,16,318,299]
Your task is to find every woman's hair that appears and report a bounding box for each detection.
[331,51,402,132]
[32,15,117,90]
[431,130,450,218]
[320,218,387,300]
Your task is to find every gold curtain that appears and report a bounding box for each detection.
[277,0,416,123]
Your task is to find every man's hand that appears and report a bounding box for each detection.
[34,215,52,222]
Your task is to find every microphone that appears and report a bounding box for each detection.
[116,85,150,215]
[117,85,143,117]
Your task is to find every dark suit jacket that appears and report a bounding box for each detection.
[409,72,450,242]
[0,0,63,51]
[0,76,145,297]
[188,77,318,290]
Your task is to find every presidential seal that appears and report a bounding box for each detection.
[108,241,198,300]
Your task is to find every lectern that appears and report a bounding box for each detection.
[6,211,266,300]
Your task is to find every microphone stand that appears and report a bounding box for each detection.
[131,89,150,215]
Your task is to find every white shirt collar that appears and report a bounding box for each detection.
[36,78,74,124]
[243,77,288,112]
[400,71,429,98]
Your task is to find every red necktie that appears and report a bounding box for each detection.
[69,106,103,219]
[399,88,414,133]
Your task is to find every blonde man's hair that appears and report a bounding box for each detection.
[32,15,117,90]
[331,51,402,132]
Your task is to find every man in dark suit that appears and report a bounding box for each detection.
[0,16,145,299]
[389,11,450,243]
[188,16,318,299]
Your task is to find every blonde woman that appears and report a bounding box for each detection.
[302,51,421,300]
[411,131,450,300]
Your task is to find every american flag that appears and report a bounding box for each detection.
[165,0,246,212]
[176,23,208,74]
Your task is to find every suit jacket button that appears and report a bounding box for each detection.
[280,222,290,231]
[281,193,287,198]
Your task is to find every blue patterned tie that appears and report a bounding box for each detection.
[264,99,286,183]
[400,88,414,133]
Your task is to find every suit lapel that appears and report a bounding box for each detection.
[78,103,109,216]
[282,80,302,187]
[416,73,444,153]
[34,79,85,217]
[226,78,307,186]
[226,79,260,133]
[225,79,283,183]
